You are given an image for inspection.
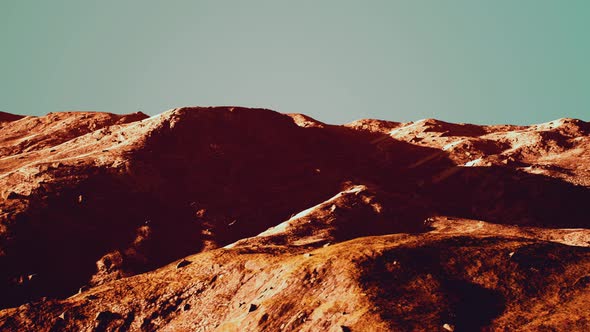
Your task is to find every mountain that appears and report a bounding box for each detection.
[0,107,589,331]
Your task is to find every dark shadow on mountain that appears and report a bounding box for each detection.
[0,111,24,123]
[416,165,590,228]
[0,167,207,309]
[443,279,505,332]
[1,107,589,309]
[357,238,509,330]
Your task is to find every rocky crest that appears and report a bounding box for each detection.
[0,107,589,331]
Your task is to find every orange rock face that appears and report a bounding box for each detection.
[0,107,589,331]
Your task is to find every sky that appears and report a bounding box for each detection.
[1,1,589,125]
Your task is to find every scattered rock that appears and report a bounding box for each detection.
[443,323,454,331]
[258,313,269,324]
[176,260,191,269]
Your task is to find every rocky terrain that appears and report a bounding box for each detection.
[0,106,589,331]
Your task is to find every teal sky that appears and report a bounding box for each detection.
[1,1,589,125]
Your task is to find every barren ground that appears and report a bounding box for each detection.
[0,107,589,331]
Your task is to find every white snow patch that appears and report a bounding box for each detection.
[257,185,366,237]
[224,185,367,248]
[257,220,292,237]
[389,121,420,136]
[388,127,404,136]
[148,108,179,120]
[463,158,483,167]
[223,242,237,249]
[148,113,164,120]
[442,140,464,151]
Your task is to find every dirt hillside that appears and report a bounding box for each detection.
[0,107,589,331]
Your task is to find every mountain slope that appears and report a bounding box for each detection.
[0,107,589,331]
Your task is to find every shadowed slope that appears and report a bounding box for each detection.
[2,228,590,331]
[0,108,589,331]
[0,107,441,308]
[0,112,24,123]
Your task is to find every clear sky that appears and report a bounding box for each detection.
[1,1,589,125]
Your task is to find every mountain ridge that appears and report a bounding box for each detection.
[0,107,589,331]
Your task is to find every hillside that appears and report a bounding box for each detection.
[0,107,589,331]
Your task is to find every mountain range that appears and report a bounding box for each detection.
[1,107,589,331]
